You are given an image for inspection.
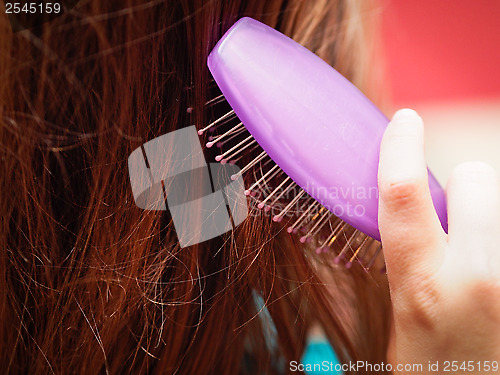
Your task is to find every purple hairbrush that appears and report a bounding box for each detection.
[200,17,447,256]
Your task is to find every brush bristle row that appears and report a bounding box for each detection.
[199,88,384,271]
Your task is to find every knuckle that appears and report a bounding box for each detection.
[380,179,425,209]
[395,278,442,331]
[437,277,500,330]
[465,278,500,318]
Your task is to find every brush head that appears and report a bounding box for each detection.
[207,17,447,241]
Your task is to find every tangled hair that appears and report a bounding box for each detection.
[0,1,390,374]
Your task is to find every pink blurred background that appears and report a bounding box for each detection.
[380,0,500,184]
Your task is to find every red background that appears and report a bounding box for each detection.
[381,0,500,106]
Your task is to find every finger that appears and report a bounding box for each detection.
[378,109,447,282]
[446,162,500,270]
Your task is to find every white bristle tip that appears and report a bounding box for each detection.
[230,175,238,181]
[272,216,282,223]
[215,155,223,162]
[244,190,251,196]
[287,227,294,233]
[206,142,214,148]
[197,130,204,135]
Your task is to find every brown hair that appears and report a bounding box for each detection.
[0,1,390,374]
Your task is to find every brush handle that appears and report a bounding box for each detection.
[208,17,447,241]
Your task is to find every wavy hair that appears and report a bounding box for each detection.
[0,1,390,374]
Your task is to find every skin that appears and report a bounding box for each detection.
[378,109,500,375]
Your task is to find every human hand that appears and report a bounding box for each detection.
[378,109,500,374]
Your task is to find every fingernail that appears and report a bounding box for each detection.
[392,108,419,122]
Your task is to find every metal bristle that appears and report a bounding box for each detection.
[257,176,291,209]
[205,93,226,106]
[207,122,245,148]
[273,189,306,222]
[299,210,333,243]
[198,109,236,135]
[287,200,321,234]
[334,229,359,264]
[245,164,281,195]
[215,135,256,163]
[346,235,369,268]
[231,150,267,181]
[365,243,383,271]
